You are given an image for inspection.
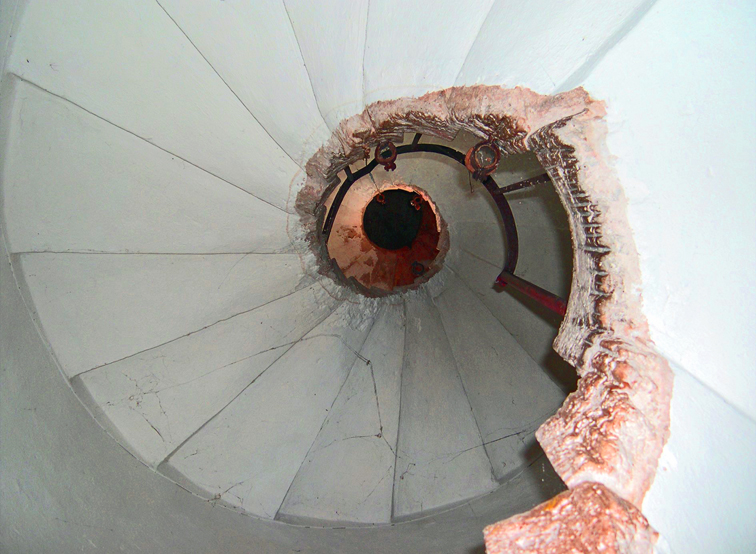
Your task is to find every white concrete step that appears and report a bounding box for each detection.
[74,282,340,467]
[3,81,291,255]
[8,0,299,210]
[283,1,369,130]
[278,302,404,524]
[361,0,495,106]
[162,300,376,519]
[156,0,330,165]
[446,248,561,370]
[19,252,305,376]
[393,290,498,519]
[433,272,566,480]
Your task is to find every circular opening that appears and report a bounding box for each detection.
[363,189,423,250]
[323,181,446,295]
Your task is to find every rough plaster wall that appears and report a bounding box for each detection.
[580,0,756,550]
[483,482,659,554]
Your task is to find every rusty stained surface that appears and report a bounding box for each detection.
[327,181,447,294]
[483,482,658,554]
[293,84,674,553]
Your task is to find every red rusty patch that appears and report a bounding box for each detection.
[326,182,445,294]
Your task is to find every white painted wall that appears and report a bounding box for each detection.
[584,0,756,421]
[455,0,654,92]
[363,0,494,104]
[284,0,369,130]
[0,0,24,79]
[1,0,755,552]
[580,1,756,550]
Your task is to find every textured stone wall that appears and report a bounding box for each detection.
[483,482,658,554]
[296,85,673,552]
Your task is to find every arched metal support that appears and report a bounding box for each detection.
[321,135,567,315]
[322,140,522,269]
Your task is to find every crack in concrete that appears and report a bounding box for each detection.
[154,0,304,171]
[156,299,346,467]
[216,253,251,290]
[358,468,390,508]
[281,1,330,131]
[313,434,378,455]
[273,312,380,519]
[13,75,293,214]
[75,282,319,378]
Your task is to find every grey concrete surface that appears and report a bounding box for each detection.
[1,236,566,554]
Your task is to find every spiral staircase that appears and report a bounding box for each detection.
[0,0,590,551]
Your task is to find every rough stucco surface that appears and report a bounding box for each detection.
[483,482,657,554]
[528,108,675,507]
[536,339,672,506]
[296,85,672,550]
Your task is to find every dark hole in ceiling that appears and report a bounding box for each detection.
[363,189,423,250]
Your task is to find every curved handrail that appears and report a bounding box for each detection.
[321,135,567,315]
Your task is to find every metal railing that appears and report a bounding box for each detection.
[321,134,568,316]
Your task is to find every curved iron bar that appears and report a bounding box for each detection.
[322,141,520,272]
[320,136,568,315]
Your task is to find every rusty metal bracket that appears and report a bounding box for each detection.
[320,135,567,321]
[375,142,397,171]
[465,141,501,181]
[322,139,519,272]
[411,261,426,276]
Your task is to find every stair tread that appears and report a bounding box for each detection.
[164,301,375,519]
[278,303,404,523]
[76,282,339,466]
[393,291,497,519]
[20,252,305,377]
[434,272,566,480]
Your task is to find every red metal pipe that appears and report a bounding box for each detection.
[495,270,567,317]
[492,173,551,196]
